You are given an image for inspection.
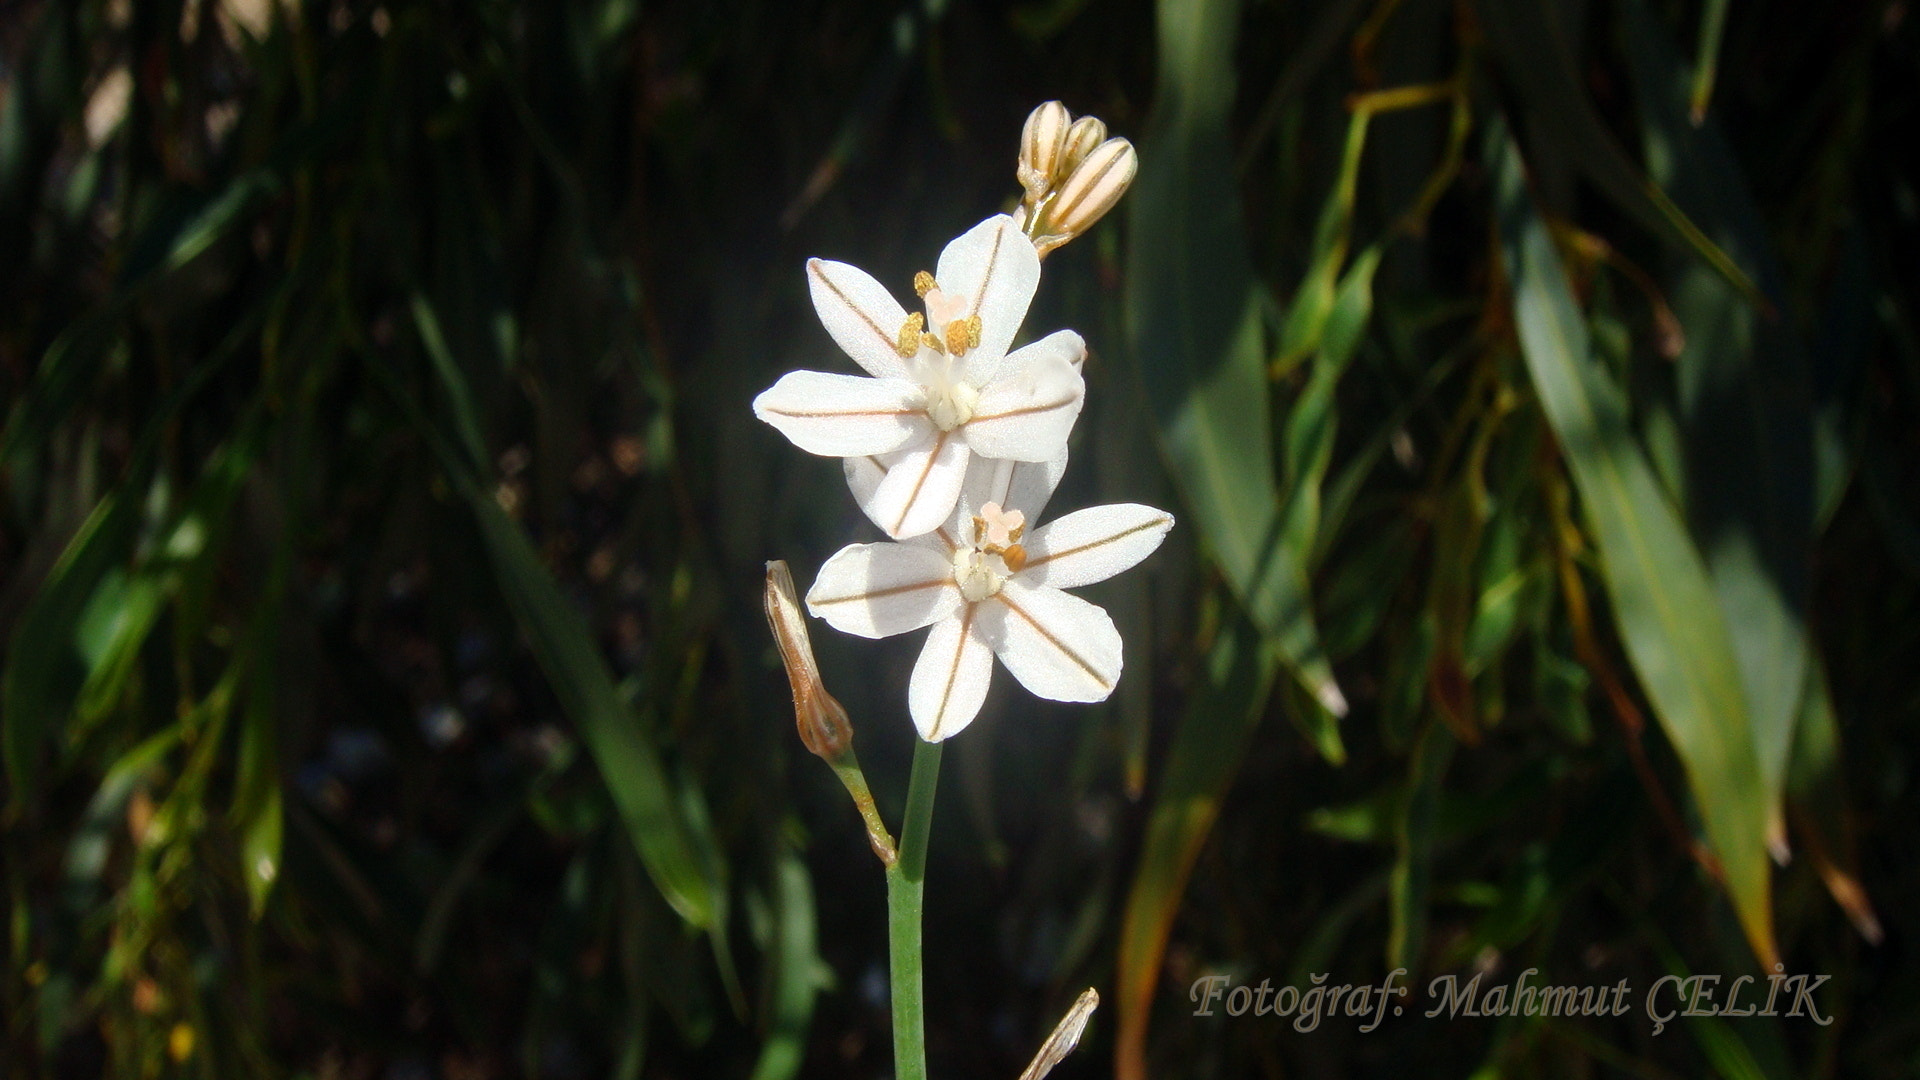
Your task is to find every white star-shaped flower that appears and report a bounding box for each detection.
[805,457,1173,741]
[753,215,1087,539]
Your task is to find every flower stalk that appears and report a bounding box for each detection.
[884,737,943,1080]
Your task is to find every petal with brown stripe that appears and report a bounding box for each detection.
[754,371,931,457]
[806,258,914,380]
[977,579,1121,704]
[867,431,971,539]
[1020,503,1174,590]
[958,451,1071,530]
[965,341,1085,462]
[934,215,1040,362]
[909,608,995,742]
[806,542,961,639]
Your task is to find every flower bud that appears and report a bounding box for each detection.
[1057,116,1107,182]
[765,560,853,761]
[1018,101,1071,202]
[1042,136,1137,245]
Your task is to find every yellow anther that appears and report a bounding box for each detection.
[966,315,982,350]
[896,312,924,358]
[913,270,936,298]
[921,331,945,354]
[1003,543,1027,572]
[945,319,971,356]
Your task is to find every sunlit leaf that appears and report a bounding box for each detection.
[1623,0,1814,860]
[1495,123,1776,966]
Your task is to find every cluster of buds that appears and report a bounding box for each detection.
[1013,101,1139,258]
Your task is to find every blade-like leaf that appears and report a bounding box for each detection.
[1387,722,1453,972]
[1622,0,1813,860]
[1494,124,1776,966]
[745,840,827,1080]
[1787,654,1882,942]
[396,300,719,928]
[1127,0,1344,716]
[472,492,716,929]
[1476,0,1761,306]
[3,482,140,800]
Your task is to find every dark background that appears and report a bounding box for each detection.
[1,0,1915,1077]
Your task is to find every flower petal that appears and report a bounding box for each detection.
[867,430,970,539]
[957,452,1069,530]
[806,542,960,639]
[909,607,995,741]
[935,215,1040,364]
[963,339,1085,462]
[977,579,1121,704]
[1019,503,1174,589]
[847,452,952,551]
[754,371,930,457]
[807,258,914,379]
[966,321,1085,390]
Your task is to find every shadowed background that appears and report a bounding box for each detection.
[1,0,1916,1077]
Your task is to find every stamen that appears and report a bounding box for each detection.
[913,271,936,298]
[966,315,982,350]
[975,502,1027,552]
[896,313,925,358]
[921,331,945,354]
[1003,544,1027,572]
[945,319,971,356]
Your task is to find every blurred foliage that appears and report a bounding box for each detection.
[0,0,1915,1078]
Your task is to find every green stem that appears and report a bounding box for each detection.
[885,737,943,1080]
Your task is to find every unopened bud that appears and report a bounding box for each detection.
[1018,101,1071,202]
[765,560,853,761]
[1058,116,1107,181]
[1038,136,1137,252]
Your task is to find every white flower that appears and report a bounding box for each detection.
[805,457,1173,742]
[754,215,1086,539]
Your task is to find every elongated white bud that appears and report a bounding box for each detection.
[1048,138,1135,235]
[1019,101,1071,202]
[1031,136,1137,255]
[1058,116,1107,181]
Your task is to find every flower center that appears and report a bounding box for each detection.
[952,547,1009,602]
[912,274,983,358]
[973,502,1028,571]
[924,380,979,431]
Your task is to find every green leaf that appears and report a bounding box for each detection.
[1387,722,1453,972]
[398,295,719,929]
[1622,0,1813,861]
[412,294,489,475]
[2,482,140,801]
[1127,0,1344,717]
[232,635,284,919]
[1786,654,1882,943]
[745,839,827,1080]
[1494,123,1776,966]
[471,497,717,928]
[1475,0,1761,306]
[1687,0,1732,122]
